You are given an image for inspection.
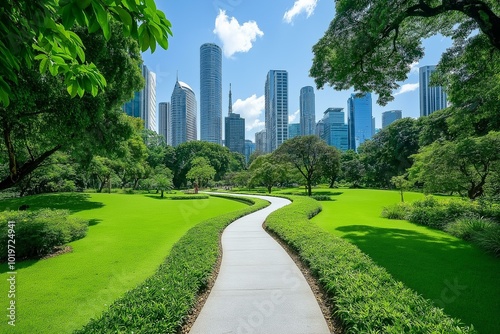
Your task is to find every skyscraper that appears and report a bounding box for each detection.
[419,65,447,117]
[224,85,245,155]
[288,123,301,139]
[300,86,315,136]
[322,108,348,151]
[123,64,157,132]
[244,140,255,163]
[265,70,288,152]
[347,92,373,150]
[255,129,266,153]
[171,79,197,147]
[382,110,402,129]
[158,102,171,145]
[200,43,222,145]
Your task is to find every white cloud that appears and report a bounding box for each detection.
[409,61,420,74]
[288,109,300,123]
[394,83,419,96]
[283,0,318,24]
[213,10,264,58]
[232,94,265,131]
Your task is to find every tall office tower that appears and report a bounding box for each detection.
[382,110,402,129]
[244,140,255,163]
[200,43,222,145]
[158,102,171,145]
[300,86,315,136]
[315,119,325,139]
[347,92,373,151]
[265,70,288,152]
[171,79,197,147]
[225,85,245,155]
[123,64,157,132]
[255,129,266,153]
[322,108,348,151]
[419,65,447,117]
[288,123,301,139]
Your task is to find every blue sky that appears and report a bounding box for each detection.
[142,0,451,141]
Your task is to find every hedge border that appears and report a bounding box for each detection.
[75,195,269,333]
[264,195,476,334]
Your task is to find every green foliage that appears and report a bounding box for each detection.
[0,209,88,261]
[445,217,495,241]
[169,195,209,200]
[339,150,365,187]
[265,195,475,333]
[311,195,332,201]
[186,157,216,188]
[0,0,172,106]
[381,202,411,220]
[76,196,268,333]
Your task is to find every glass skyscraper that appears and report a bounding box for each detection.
[171,79,197,147]
[265,70,288,152]
[288,123,301,139]
[123,64,157,132]
[255,129,266,153]
[200,43,222,145]
[419,65,447,117]
[158,102,171,145]
[382,110,402,129]
[224,85,245,155]
[300,86,315,136]
[322,108,348,151]
[348,92,373,150]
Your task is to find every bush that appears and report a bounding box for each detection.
[76,196,269,333]
[0,209,88,261]
[381,203,411,220]
[472,223,500,257]
[265,195,475,333]
[311,195,332,201]
[169,195,209,200]
[445,217,493,241]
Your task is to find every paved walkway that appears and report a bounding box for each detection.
[189,194,330,334]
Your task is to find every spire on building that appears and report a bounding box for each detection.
[228,83,233,115]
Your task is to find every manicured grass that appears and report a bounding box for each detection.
[309,189,500,334]
[265,195,475,333]
[0,192,249,334]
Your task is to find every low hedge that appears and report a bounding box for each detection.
[169,195,210,200]
[75,195,269,333]
[0,209,88,261]
[265,195,476,333]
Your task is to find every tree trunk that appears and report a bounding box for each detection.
[329,177,335,188]
[161,190,164,198]
[400,189,404,203]
[267,185,272,194]
[307,181,312,196]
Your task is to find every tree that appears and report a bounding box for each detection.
[409,131,500,199]
[274,135,332,196]
[0,22,142,191]
[186,157,216,189]
[0,0,172,106]
[248,154,288,194]
[151,166,173,198]
[319,146,341,188]
[310,0,500,105]
[88,156,115,193]
[390,175,412,202]
[339,150,365,188]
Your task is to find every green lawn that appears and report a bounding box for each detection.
[0,192,247,333]
[307,188,500,334]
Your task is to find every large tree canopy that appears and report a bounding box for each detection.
[0,0,172,106]
[310,0,500,105]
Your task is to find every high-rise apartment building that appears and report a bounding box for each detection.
[255,129,266,153]
[158,102,171,145]
[347,92,373,150]
[224,85,245,155]
[200,43,222,145]
[123,64,157,132]
[244,140,255,163]
[322,108,348,151]
[382,110,402,129]
[419,65,447,117]
[265,70,288,152]
[288,123,301,139]
[300,86,315,136]
[171,79,197,147]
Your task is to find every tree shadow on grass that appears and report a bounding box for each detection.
[0,193,104,213]
[335,224,500,334]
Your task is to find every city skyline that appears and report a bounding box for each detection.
[419,65,448,117]
[171,79,197,146]
[142,1,451,141]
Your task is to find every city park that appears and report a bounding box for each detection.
[1,1,499,333]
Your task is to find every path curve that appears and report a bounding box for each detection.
[189,193,330,334]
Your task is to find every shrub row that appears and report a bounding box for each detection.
[169,195,209,200]
[0,209,88,262]
[382,196,500,256]
[265,195,476,333]
[76,195,269,333]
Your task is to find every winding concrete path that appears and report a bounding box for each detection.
[189,193,330,334]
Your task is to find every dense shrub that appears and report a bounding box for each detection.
[266,195,475,333]
[311,195,332,201]
[169,195,209,200]
[473,224,500,257]
[0,209,88,261]
[447,217,500,256]
[76,196,268,333]
[381,202,410,220]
